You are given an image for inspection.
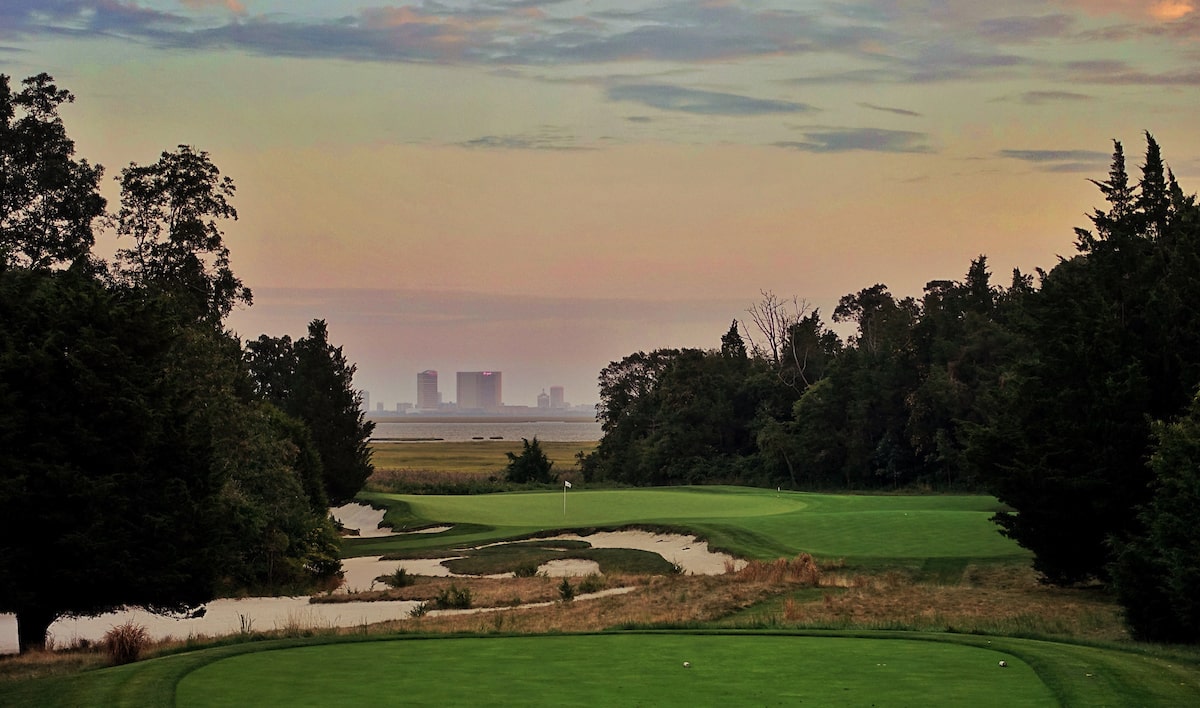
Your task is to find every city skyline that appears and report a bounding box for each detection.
[365,369,580,412]
[3,2,1199,407]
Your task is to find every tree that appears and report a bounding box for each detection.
[1110,392,1200,642]
[113,145,250,321]
[0,267,338,650]
[971,134,1200,584]
[0,73,106,269]
[505,437,556,484]
[245,320,375,504]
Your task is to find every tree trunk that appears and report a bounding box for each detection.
[17,607,58,653]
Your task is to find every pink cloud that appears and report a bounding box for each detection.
[1065,0,1195,20]
[180,0,246,14]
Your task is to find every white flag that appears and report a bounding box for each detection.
[565,480,572,488]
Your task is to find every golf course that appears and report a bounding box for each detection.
[5,484,1200,706]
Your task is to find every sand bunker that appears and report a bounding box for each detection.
[10,530,743,651]
[330,503,452,538]
[543,530,746,576]
[47,596,424,648]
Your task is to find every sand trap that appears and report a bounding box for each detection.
[47,596,424,647]
[340,555,466,592]
[537,559,602,577]
[543,530,746,576]
[0,614,16,655]
[331,503,452,538]
[6,530,743,652]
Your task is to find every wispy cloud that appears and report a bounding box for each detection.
[976,14,1075,42]
[858,102,922,117]
[774,128,933,154]
[1018,90,1094,104]
[998,148,1111,172]
[607,84,815,116]
[457,127,592,151]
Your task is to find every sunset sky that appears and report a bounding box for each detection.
[4,1,1199,408]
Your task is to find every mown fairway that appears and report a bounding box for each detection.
[346,486,1028,564]
[10,630,1200,707]
[175,634,1053,707]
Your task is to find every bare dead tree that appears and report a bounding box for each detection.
[744,291,816,392]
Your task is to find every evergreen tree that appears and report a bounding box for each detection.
[246,320,375,504]
[505,437,556,484]
[1110,392,1200,642]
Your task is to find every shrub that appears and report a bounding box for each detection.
[379,566,415,588]
[513,563,541,578]
[578,573,606,594]
[102,621,149,665]
[505,437,556,484]
[435,584,472,610]
[409,601,429,618]
[558,577,575,602]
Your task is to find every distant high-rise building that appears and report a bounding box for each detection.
[417,370,439,411]
[457,371,502,411]
[537,390,550,409]
[549,386,565,409]
[360,390,370,412]
[376,402,384,412]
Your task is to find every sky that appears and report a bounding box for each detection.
[4,1,1200,408]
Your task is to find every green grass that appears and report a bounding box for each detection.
[11,485,1200,705]
[175,634,1052,707]
[10,631,1199,706]
[441,543,677,575]
[346,486,1027,565]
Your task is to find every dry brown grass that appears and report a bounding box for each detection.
[733,554,821,585]
[1,558,1135,685]
[776,564,1128,641]
[366,468,493,490]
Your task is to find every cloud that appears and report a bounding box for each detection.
[858,102,922,117]
[607,84,815,116]
[1064,1,1195,21]
[774,128,933,154]
[1018,90,1094,104]
[1063,58,1200,84]
[457,127,592,151]
[976,14,1075,42]
[180,0,246,15]
[998,148,1111,172]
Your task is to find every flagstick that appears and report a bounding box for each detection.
[563,481,567,516]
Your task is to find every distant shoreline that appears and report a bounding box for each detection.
[366,414,598,424]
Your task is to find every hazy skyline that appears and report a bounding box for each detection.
[4,1,1200,404]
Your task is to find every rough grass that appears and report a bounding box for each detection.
[369,440,595,476]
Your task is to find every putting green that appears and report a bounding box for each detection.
[175,634,1054,707]
[350,486,1025,562]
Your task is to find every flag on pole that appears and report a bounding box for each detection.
[565,480,572,488]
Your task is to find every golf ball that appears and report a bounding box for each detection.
[683,661,691,668]
[998,660,1008,668]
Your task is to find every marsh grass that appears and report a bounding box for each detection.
[370,441,595,474]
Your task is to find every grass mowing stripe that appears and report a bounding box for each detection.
[175,634,1056,707]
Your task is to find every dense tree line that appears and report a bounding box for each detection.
[583,134,1200,642]
[0,73,372,650]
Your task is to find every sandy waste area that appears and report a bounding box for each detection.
[0,504,744,652]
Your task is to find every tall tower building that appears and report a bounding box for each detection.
[549,386,565,409]
[457,371,502,411]
[417,370,439,411]
[537,390,550,409]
